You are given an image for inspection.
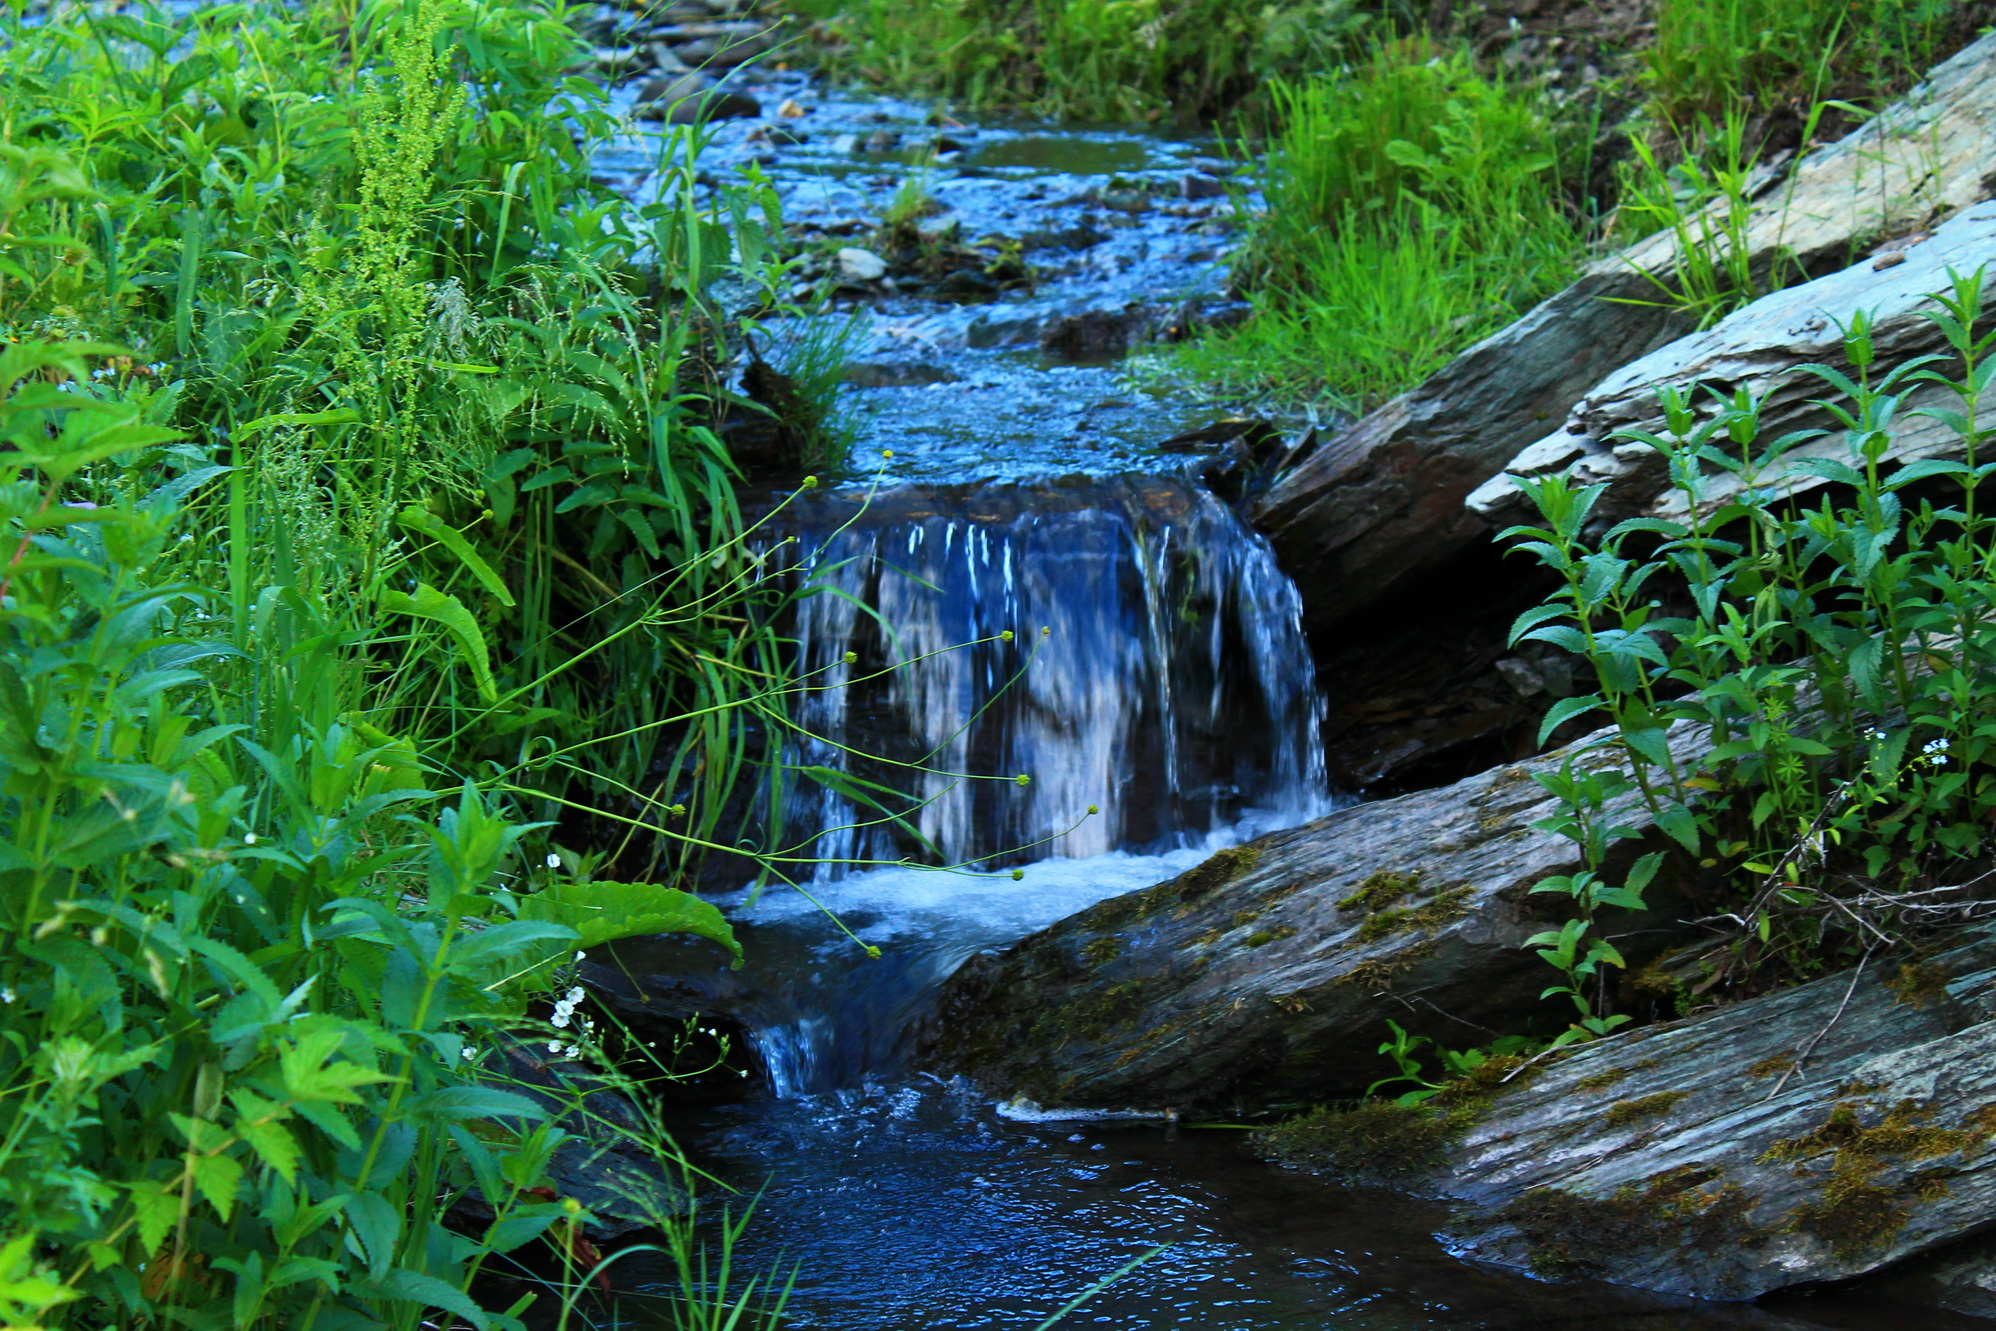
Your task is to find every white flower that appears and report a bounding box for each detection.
[551,1012,571,1028]
[461,1045,477,1060]
[1924,738,1952,754]
[1,987,13,1003]
[547,1040,562,1053]
[544,853,561,869]
[243,832,257,846]
[566,987,584,1004]
[563,1044,581,1058]
[574,951,587,962]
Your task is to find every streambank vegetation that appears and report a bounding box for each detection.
[0,0,849,1325]
[795,0,1993,413]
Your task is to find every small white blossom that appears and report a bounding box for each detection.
[243,832,257,846]
[546,1040,562,1053]
[544,853,561,869]
[551,1012,571,1028]
[462,1045,476,1060]
[563,1044,581,1058]
[574,951,587,962]
[1,987,13,1003]
[566,987,585,1004]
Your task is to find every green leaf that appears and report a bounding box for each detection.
[354,1267,488,1331]
[191,1152,243,1222]
[396,507,515,607]
[1538,693,1605,746]
[519,880,741,961]
[381,584,497,702]
[1654,805,1701,854]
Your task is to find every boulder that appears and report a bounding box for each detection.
[1408,926,1996,1301]
[924,720,1708,1111]
[1467,198,1996,529]
[1253,32,1996,636]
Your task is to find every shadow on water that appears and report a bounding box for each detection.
[627,1082,1975,1331]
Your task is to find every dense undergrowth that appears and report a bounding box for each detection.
[0,1,848,1326]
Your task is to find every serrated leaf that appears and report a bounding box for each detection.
[191,1152,242,1221]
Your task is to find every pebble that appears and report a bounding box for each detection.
[836,248,889,282]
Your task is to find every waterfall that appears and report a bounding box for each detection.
[774,474,1328,877]
[691,473,1334,1096]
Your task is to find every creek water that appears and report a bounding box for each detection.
[594,59,1965,1331]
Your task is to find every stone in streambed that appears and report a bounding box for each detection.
[923,720,1711,1111]
[835,247,888,283]
[632,72,760,123]
[1376,926,1996,1301]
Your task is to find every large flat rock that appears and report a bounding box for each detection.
[1467,198,1996,529]
[1428,927,1996,1300]
[1254,32,1996,634]
[923,721,1706,1110]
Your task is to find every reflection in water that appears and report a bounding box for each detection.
[642,1083,1922,1331]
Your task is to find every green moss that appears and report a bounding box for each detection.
[1603,1090,1689,1128]
[1245,926,1297,948]
[1230,905,1266,930]
[1748,1054,1795,1079]
[1886,959,1953,1009]
[1499,1166,1763,1290]
[1094,844,1262,926]
[1081,936,1122,967]
[1337,869,1424,913]
[1354,883,1472,944]
[1339,943,1435,989]
[1576,1067,1630,1093]
[1761,1099,1996,1257]
[1255,1100,1476,1185]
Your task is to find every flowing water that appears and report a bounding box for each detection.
[591,52,1968,1331]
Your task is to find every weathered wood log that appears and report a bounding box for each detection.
[923,721,1707,1110]
[1253,33,1996,635]
[1466,198,1996,530]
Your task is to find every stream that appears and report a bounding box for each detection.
[585,49,1977,1331]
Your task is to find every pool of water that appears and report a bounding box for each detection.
[632,1081,1975,1331]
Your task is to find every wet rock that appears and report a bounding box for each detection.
[1038,303,1166,359]
[835,247,888,282]
[1415,927,1996,1301]
[632,72,760,123]
[1861,1230,1996,1319]
[1466,199,1996,530]
[925,719,1710,1111]
[842,362,962,388]
[1254,31,1996,637]
[1181,171,1228,200]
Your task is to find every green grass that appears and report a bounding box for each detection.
[1170,38,1587,411]
[1645,0,1957,128]
[790,0,1392,122]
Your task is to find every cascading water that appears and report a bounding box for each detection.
[696,474,1334,1098]
[779,474,1329,874]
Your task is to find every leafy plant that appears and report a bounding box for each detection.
[1171,39,1587,411]
[1502,268,1996,1006]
